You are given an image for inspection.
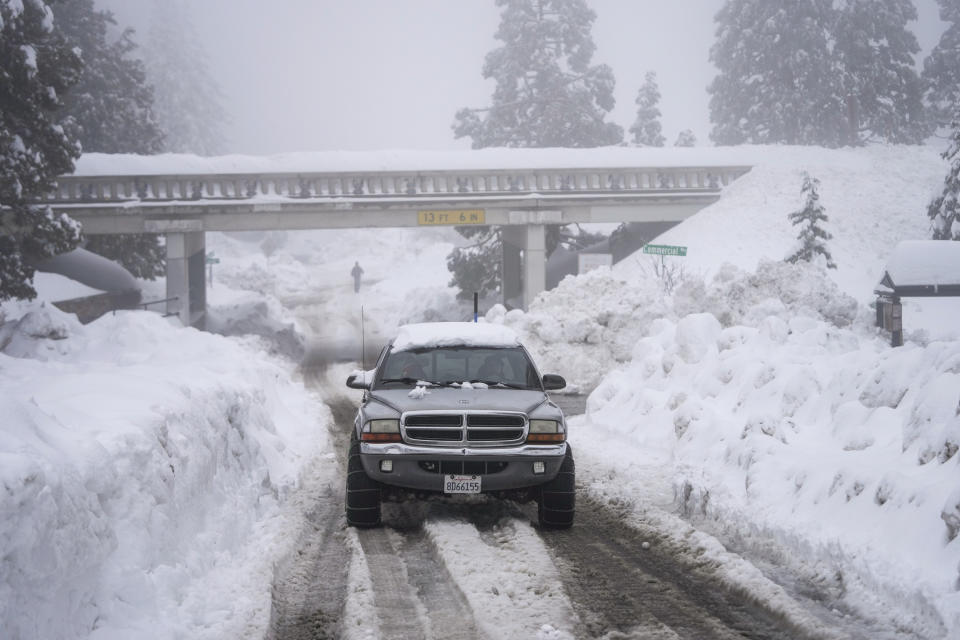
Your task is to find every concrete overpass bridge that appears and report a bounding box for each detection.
[40,150,751,326]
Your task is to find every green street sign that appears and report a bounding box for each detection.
[643,244,687,257]
[206,252,220,265]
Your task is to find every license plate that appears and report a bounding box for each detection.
[443,474,481,494]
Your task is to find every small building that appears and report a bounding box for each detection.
[875,240,960,346]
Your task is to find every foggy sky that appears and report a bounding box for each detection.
[96,0,947,156]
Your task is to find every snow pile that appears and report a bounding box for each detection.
[671,259,859,328]
[490,259,857,392]
[0,304,329,640]
[487,268,670,391]
[582,300,959,635]
[205,285,307,361]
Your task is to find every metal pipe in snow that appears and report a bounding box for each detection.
[474,292,478,323]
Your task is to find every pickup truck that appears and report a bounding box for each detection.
[345,321,574,528]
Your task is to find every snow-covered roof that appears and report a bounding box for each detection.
[390,322,521,352]
[877,240,960,292]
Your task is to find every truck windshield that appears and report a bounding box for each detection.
[377,346,540,390]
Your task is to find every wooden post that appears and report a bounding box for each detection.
[890,296,903,347]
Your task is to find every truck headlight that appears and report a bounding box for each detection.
[362,419,402,442]
[527,419,565,443]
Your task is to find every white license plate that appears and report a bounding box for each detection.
[443,474,481,494]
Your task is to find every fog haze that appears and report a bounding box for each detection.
[95,0,947,155]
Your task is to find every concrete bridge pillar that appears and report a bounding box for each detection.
[522,224,546,308]
[165,231,206,328]
[501,222,547,310]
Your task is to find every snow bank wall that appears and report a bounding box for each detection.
[585,303,960,635]
[0,306,327,639]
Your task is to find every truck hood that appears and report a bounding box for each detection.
[370,387,549,414]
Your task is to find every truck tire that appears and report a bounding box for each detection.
[346,435,381,527]
[537,446,575,529]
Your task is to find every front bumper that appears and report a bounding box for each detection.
[360,441,567,492]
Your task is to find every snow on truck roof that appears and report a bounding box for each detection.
[390,322,521,352]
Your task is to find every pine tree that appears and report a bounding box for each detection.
[0,0,84,301]
[833,0,928,144]
[629,71,665,147]
[142,0,226,155]
[928,114,960,240]
[787,173,836,268]
[446,226,502,302]
[54,0,165,280]
[55,0,163,154]
[921,0,960,129]
[453,0,623,149]
[708,0,848,147]
[674,129,697,147]
[449,0,622,302]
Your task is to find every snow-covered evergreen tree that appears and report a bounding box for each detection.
[921,0,960,129]
[450,0,622,301]
[787,173,836,268]
[453,0,623,149]
[674,129,697,147]
[629,71,665,147]
[142,0,226,155]
[708,0,848,146]
[54,0,165,280]
[55,0,163,154]
[833,0,928,144]
[0,0,83,301]
[928,114,960,240]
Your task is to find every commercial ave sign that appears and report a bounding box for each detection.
[642,244,687,257]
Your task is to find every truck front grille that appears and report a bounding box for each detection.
[406,428,462,441]
[402,412,526,446]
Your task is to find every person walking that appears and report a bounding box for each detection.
[351,261,364,293]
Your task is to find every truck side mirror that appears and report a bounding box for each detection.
[346,373,370,390]
[542,374,566,391]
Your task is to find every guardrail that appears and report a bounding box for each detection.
[39,166,752,204]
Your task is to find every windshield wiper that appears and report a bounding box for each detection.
[378,377,429,385]
[471,380,530,390]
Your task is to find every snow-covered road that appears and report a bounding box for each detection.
[265,386,878,640]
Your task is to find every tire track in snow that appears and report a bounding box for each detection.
[543,497,823,639]
[356,529,429,640]
[267,391,356,640]
[398,528,484,640]
[426,513,580,639]
[267,484,349,640]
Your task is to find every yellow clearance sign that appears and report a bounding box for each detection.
[417,209,485,225]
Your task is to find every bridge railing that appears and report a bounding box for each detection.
[41,166,751,204]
